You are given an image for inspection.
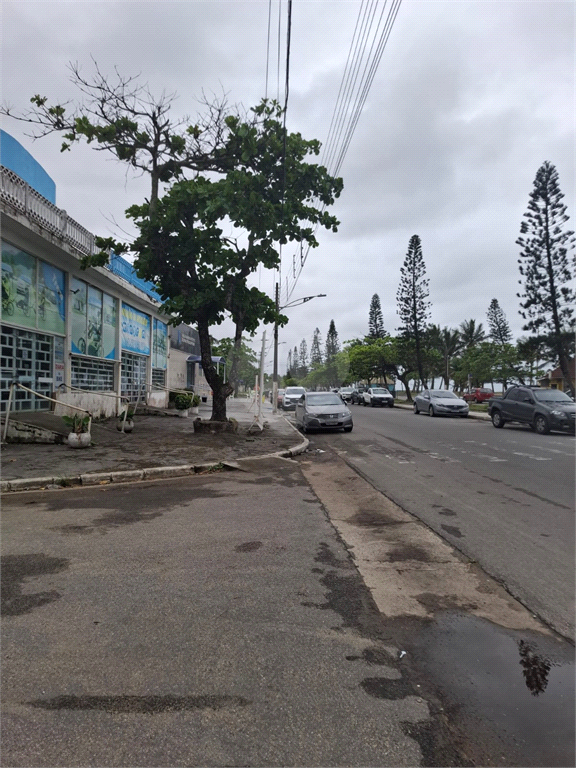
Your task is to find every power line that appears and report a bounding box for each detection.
[284,0,403,304]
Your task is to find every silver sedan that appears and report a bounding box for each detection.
[413,389,469,417]
[295,392,353,433]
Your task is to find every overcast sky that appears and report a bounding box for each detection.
[3,0,574,373]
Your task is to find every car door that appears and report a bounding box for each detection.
[420,390,431,411]
[514,388,535,424]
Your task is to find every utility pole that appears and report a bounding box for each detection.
[272,282,279,414]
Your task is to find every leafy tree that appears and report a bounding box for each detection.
[212,336,258,396]
[459,318,486,349]
[517,161,575,395]
[389,337,419,402]
[310,327,323,367]
[368,294,386,339]
[348,337,395,385]
[396,235,430,387]
[4,68,342,421]
[487,299,513,347]
[298,339,309,378]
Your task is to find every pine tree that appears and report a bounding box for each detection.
[292,345,300,378]
[396,235,431,387]
[310,327,323,367]
[325,320,340,387]
[325,320,340,362]
[517,161,575,394]
[299,339,309,378]
[487,299,513,346]
[368,294,386,339]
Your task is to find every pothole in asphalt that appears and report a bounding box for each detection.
[409,613,575,767]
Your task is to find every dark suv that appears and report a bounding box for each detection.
[489,385,576,434]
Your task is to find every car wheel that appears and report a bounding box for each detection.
[534,414,550,435]
[491,410,505,428]
[388,402,394,408]
[344,426,353,432]
[429,406,435,417]
[414,403,419,414]
[461,414,468,418]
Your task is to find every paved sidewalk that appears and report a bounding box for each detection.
[1,399,307,492]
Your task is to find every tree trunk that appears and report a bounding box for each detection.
[397,373,412,402]
[197,317,232,421]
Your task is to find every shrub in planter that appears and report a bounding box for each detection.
[175,393,193,416]
[62,413,91,448]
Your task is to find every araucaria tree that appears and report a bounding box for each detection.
[396,235,431,387]
[325,320,340,386]
[310,328,323,367]
[517,161,575,395]
[487,299,513,346]
[368,294,386,339]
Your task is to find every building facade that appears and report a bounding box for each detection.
[1,135,170,417]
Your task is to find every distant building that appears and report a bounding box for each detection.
[539,359,575,393]
[1,132,170,417]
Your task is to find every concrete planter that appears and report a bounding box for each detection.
[177,409,189,418]
[67,432,91,449]
[117,419,134,433]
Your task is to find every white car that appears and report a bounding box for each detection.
[282,386,306,410]
[362,386,394,408]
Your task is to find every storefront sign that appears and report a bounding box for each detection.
[121,303,150,355]
[152,318,168,369]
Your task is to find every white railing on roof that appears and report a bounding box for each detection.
[0,166,95,256]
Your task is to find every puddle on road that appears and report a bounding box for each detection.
[409,613,575,767]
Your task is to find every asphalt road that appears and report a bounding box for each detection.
[301,404,576,641]
[1,462,439,768]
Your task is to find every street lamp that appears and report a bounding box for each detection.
[272,283,326,413]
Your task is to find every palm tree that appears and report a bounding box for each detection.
[439,327,462,388]
[459,319,486,349]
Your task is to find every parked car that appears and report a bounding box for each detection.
[338,387,354,403]
[362,386,394,408]
[276,388,286,408]
[295,391,353,433]
[489,385,576,434]
[282,386,306,410]
[351,387,366,404]
[462,387,495,403]
[413,389,469,417]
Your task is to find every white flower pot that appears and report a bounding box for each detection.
[68,432,91,449]
[191,406,199,415]
[117,419,134,432]
[178,409,189,418]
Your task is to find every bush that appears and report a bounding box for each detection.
[174,393,193,410]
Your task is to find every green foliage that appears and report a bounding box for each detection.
[517,161,575,393]
[174,393,193,410]
[396,235,430,386]
[368,294,386,339]
[459,318,486,349]
[487,298,513,346]
[192,394,201,407]
[62,414,90,434]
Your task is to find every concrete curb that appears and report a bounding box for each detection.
[0,415,309,494]
[1,407,490,494]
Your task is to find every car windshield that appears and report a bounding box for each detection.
[533,389,573,403]
[285,388,305,395]
[306,394,343,406]
[371,388,388,394]
[430,391,458,399]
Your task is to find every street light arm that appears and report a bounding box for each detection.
[281,293,326,310]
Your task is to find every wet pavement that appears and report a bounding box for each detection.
[1,399,305,486]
